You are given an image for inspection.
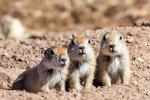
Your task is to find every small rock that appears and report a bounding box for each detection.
[143,91,149,96]
[146,66,150,69]
[127,37,134,43]
[133,81,138,85]
[127,32,134,36]
[137,57,144,62]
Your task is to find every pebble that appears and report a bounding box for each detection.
[127,32,134,36]
[146,66,150,69]
[127,37,134,43]
[133,81,138,85]
[137,57,144,62]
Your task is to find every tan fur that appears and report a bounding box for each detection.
[98,30,130,86]
[68,34,96,90]
[12,46,70,92]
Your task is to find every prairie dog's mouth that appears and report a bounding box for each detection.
[78,52,86,56]
[109,47,116,53]
[108,49,116,53]
[59,62,66,67]
[109,51,121,57]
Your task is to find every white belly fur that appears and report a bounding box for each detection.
[107,57,121,82]
[48,72,62,88]
[79,62,91,77]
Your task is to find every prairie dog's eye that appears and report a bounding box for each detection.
[44,48,54,57]
[88,40,90,44]
[120,36,122,40]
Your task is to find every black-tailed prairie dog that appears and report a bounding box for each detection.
[98,30,130,86]
[12,46,70,92]
[68,34,96,90]
[0,16,43,40]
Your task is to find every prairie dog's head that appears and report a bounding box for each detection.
[68,34,94,61]
[100,30,127,56]
[41,46,70,71]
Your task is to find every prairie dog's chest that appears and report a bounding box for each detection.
[44,71,63,88]
[107,57,121,75]
[78,62,91,77]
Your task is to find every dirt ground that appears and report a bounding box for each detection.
[0,0,150,99]
[0,26,149,100]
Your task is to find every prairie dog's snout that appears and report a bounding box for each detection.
[43,46,70,69]
[59,58,67,66]
[78,46,86,55]
[109,44,115,52]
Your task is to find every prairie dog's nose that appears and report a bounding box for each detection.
[78,46,85,55]
[60,58,66,62]
[109,44,115,52]
[79,46,85,50]
[60,58,67,66]
[109,44,115,48]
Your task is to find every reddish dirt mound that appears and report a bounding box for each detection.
[0,27,150,100]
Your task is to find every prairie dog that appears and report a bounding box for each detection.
[68,34,96,90]
[98,30,130,86]
[12,46,70,92]
[0,16,43,40]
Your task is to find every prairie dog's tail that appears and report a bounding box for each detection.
[12,73,25,90]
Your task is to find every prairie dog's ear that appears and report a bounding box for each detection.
[103,32,110,41]
[70,34,76,45]
[72,34,75,39]
[103,34,107,41]
[72,32,78,39]
[44,48,54,56]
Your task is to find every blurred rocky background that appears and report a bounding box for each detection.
[0,0,149,32]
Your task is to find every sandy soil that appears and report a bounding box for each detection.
[0,0,150,100]
[0,26,149,100]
